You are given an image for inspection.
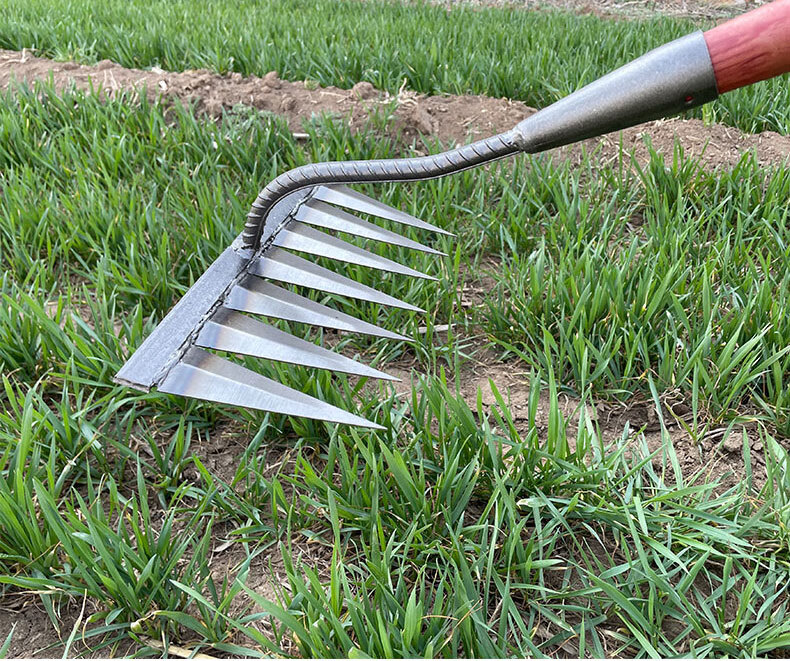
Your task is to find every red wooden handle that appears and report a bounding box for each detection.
[704,0,790,93]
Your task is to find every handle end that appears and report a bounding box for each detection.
[704,0,790,93]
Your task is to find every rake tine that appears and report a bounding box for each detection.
[250,248,425,312]
[295,200,446,255]
[197,308,399,381]
[312,185,454,235]
[225,276,410,340]
[273,224,436,280]
[159,347,384,428]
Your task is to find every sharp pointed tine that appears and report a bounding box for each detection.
[273,224,436,280]
[312,184,453,236]
[225,276,410,341]
[159,347,383,428]
[296,200,445,255]
[250,248,424,312]
[197,308,398,381]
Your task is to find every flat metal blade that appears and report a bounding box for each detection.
[114,243,248,391]
[225,275,409,341]
[296,200,445,255]
[159,347,383,428]
[249,248,424,312]
[196,307,398,381]
[273,224,436,280]
[313,185,453,236]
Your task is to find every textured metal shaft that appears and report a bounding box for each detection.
[241,132,521,249]
[242,31,718,251]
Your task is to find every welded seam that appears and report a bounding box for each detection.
[149,192,316,387]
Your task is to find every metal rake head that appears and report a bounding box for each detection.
[114,184,451,428]
[117,24,739,427]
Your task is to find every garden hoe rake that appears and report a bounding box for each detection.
[115,0,790,427]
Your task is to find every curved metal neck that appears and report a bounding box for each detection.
[242,31,717,251]
[241,131,521,250]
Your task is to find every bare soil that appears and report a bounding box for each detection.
[386,347,784,493]
[0,597,72,658]
[431,0,756,20]
[3,49,790,172]
[0,49,533,150]
[2,48,790,657]
[0,594,137,658]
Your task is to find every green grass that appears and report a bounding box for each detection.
[1,83,790,657]
[480,147,790,432]
[0,0,789,135]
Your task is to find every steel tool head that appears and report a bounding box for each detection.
[117,25,736,428]
[115,185,448,428]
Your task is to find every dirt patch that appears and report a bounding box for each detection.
[586,118,790,172]
[488,370,786,491]
[596,399,789,492]
[386,347,784,493]
[429,0,756,20]
[0,593,138,658]
[0,595,69,658]
[0,49,530,149]
[2,49,790,172]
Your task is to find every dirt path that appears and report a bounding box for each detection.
[431,0,755,20]
[2,49,790,171]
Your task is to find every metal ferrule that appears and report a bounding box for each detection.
[513,31,718,153]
